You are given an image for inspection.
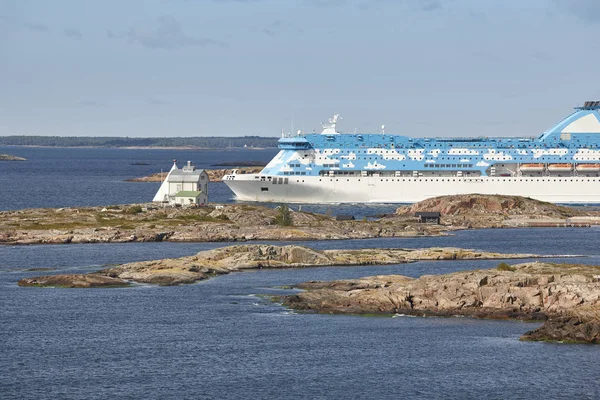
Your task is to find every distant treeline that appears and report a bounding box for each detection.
[0,136,279,149]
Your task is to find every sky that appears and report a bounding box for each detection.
[1,0,599,138]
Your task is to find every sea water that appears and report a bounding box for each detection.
[0,146,277,211]
[1,147,600,399]
[2,229,600,399]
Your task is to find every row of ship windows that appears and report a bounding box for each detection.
[313,157,600,163]
[315,148,600,154]
[283,171,307,175]
[425,164,473,168]
[314,151,600,156]
[316,178,599,183]
[266,178,599,185]
[315,144,599,149]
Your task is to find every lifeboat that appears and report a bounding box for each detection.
[547,163,573,172]
[519,163,545,172]
[576,164,600,172]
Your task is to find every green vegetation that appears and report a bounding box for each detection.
[274,205,293,226]
[125,205,143,214]
[0,135,278,149]
[497,262,516,272]
[238,205,260,211]
[176,213,233,223]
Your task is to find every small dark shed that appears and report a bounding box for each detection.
[415,212,441,224]
[335,215,355,221]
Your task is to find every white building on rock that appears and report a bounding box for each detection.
[153,160,209,206]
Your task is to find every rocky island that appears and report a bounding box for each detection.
[284,261,600,343]
[2,195,599,246]
[394,194,600,228]
[18,243,543,287]
[0,153,26,161]
[0,203,445,245]
[18,243,594,343]
[126,166,263,182]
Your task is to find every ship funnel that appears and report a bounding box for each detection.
[321,114,341,134]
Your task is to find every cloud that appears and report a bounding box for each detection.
[1,17,85,41]
[260,20,283,37]
[109,15,226,50]
[24,22,50,32]
[553,0,600,23]
[254,20,300,37]
[64,28,82,40]
[420,0,443,12]
[177,0,446,11]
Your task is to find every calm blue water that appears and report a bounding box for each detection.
[2,229,600,399]
[0,146,399,217]
[0,146,277,211]
[2,147,600,399]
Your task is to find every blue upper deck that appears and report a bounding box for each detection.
[261,102,600,177]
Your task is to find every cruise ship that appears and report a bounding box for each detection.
[223,102,600,204]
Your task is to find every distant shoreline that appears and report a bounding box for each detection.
[0,136,279,150]
[0,144,276,150]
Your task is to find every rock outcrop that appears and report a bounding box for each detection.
[2,196,598,246]
[284,261,600,343]
[397,194,581,218]
[18,274,129,288]
[521,315,600,343]
[22,244,541,287]
[0,203,446,245]
[0,154,26,161]
[393,194,591,229]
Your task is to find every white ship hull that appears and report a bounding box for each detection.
[224,174,600,204]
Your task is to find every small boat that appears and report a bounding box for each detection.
[547,163,573,172]
[576,163,600,172]
[519,163,545,172]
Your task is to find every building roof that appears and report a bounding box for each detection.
[168,169,207,183]
[415,212,441,217]
[175,190,204,197]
